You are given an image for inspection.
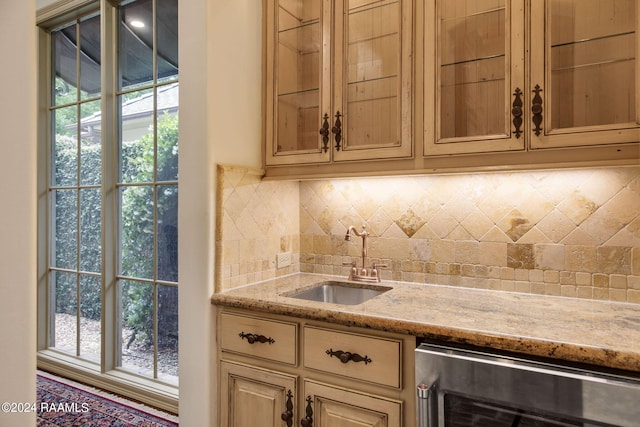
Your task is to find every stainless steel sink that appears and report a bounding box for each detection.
[286,281,391,305]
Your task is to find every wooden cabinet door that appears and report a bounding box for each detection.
[424,0,526,155]
[265,0,331,165]
[265,0,413,166]
[332,0,413,162]
[220,360,297,427]
[302,380,402,427]
[529,0,640,149]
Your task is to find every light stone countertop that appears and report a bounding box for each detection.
[211,273,640,373]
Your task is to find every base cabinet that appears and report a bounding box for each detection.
[303,380,402,427]
[217,309,415,427]
[220,361,297,427]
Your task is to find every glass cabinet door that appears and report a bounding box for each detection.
[265,0,330,165]
[332,0,413,161]
[530,0,640,148]
[424,0,525,155]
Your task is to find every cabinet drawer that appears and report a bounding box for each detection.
[303,326,401,388]
[219,312,297,365]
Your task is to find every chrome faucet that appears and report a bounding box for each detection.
[344,224,386,283]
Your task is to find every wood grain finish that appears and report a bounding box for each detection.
[219,312,298,365]
[303,326,401,388]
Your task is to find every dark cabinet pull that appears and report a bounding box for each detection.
[512,87,523,138]
[280,389,293,427]
[319,113,330,153]
[326,348,372,365]
[238,332,275,344]
[332,111,342,151]
[532,84,543,136]
[300,396,313,427]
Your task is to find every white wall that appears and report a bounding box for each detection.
[0,1,37,427]
[178,0,262,425]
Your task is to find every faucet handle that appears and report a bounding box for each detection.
[343,261,356,267]
[372,262,387,269]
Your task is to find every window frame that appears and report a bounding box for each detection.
[36,0,179,413]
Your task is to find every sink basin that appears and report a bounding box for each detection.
[286,281,391,305]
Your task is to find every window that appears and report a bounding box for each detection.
[38,0,179,399]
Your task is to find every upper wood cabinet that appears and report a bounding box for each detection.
[424,0,526,156]
[529,0,640,149]
[424,0,640,156]
[265,0,413,166]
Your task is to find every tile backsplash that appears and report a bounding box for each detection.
[218,164,640,303]
[216,165,300,291]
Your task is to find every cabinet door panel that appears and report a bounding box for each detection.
[531,0,640,148]
[304,380,402,427]
[424,0,525,155]
[333,0,413,161]
[220,361,297,427]
[266,0,330,165]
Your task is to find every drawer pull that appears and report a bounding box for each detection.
[238,332,275,344]
[280,389,293,427]
[326,348,372,365]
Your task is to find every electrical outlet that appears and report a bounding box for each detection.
[276,252,292,269]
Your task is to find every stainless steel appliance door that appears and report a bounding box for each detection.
[416,343,640,427]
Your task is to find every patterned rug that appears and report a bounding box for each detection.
[37,372,179,426]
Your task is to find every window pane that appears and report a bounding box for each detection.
[80,189,101,273]
[120,186,154,279]
[53,106,78,187]
[346,1,400,147]
[120,89,155,183]
[549,0,636,129]
[79,14,101,100]
[119,0,154,90]
[54,189,77,270]
[80,100,102,185]
[439,1,507,139]
[79,274,101,362]
[157,86,179,182]
[120,280,155,376]
[52,271,77,354]
[157,0,179,83]
[52,26,78,106]
[276,0,321,153]
[157,284,178,384]
[157,185,178,282]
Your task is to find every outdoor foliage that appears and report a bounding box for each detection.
[54,92,178,350]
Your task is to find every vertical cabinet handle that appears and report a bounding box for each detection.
[300,396,313,427]
[332,111,342,151]
[532,84,543,136]
[417,384,434,427]
[512,87,523,138]
[280,389,293,427]
[319,113,330,153]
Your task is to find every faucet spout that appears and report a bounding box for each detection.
[344,224,382,282]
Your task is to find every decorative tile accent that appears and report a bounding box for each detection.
[396,209,425,238]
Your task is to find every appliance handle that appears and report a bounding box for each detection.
[417,383,435,427]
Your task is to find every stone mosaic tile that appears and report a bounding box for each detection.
[299,166,640,303]
[217,164,640,303]
[216,165,300,291]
